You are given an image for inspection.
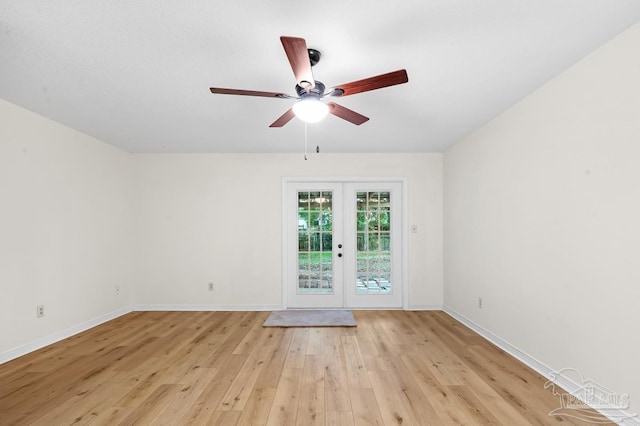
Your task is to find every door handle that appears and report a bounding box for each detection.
[338,253,342,258]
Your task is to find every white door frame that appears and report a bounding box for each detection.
[281,177,408,310]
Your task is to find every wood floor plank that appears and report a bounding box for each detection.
[163,341,221,385]
[119,383,182,425]
[235,387,277,426]
[203,312,260,369]
[305,327,324,355]
[85,406,134,425]
[265,367,303,426]
[28,380,114,425]
[326,410,355,426]
[323,328,352,413]
[447,384,504,425]
[349,387,385,426]
[296,354,325,426]
[387,354,446,425]
[368,368,421,426]
[283,328,309,370]
[254,327,293,389]
[2,349,129,424]
[153,367,220,425]
[177,353,249,424]
[71,370,146,425]
[208,409,242,426]
[113,359,175,408]
[0,310,613,426]
[231,311,270,355]
[400,351,476,425]
[349,313,381,372]
[341,334,371,390]
[219,333,272,411]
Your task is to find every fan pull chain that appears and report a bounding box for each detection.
[302,125,319,159]
[304,123,308,160]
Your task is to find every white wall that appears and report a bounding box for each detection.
[0,98,443,359]
[0,99,134,357]
[444,22,640,415]
[133,153,443,309]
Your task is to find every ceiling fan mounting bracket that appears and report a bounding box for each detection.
[308,48,321,66]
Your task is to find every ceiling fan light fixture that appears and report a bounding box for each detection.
[210,36,408,127]
[292,98,329,123]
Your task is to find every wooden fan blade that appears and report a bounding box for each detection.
[280,36,315,89]
[210,87,290,98]
[269,108,296,128]
[327,102,369,125]
[333,69,408,97]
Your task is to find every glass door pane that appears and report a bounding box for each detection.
[356,191,392,294]
[297,191,333,294]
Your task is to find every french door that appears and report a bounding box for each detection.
[284,180,403,309]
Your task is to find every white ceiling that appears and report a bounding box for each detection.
[2,1,640,154]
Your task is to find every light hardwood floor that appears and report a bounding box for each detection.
[0,310,608,425]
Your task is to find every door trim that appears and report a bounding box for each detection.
[281,177,408,310]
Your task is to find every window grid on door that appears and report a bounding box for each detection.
[298,191,333,293]
[356,191,392,294]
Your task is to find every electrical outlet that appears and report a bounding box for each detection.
[115,285,120,296]
[478,297,483,309]
[37,305,45,318]
[208,282,214,291]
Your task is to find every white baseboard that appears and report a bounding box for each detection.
[407,304,443,311]
[126,303,444,312]
[0,306,132,365]
[132,304,282,311]
[443,306,639,425]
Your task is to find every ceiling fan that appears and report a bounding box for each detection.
[209,36,408,127]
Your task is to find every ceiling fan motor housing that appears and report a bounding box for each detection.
[296,81,326,98]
